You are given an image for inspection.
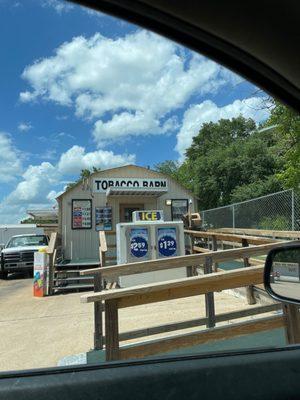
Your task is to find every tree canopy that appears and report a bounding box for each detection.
[156,102,299,210]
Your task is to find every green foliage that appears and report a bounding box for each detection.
[154,160,180,179]
[21,218,57,224]
[265,100,300,189]
[154,160,193,191]
[65,167,101,191]
[230,176,282,203]
[182,116,283,209]
[159,103,298,212]
[258,215,290,230]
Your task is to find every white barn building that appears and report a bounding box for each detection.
[57,165,198,261]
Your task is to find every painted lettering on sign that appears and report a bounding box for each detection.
[130,228,149,258]
[157,227,177,258]
[133,210,164,222]
[93,178,168,193]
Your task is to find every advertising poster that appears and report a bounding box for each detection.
[72,200,92,229]
[95,206,112,231]
[130,228,149,258]
[33,252,48,297]
[157,227,177,257]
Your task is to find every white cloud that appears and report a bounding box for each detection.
[20,31,238,146]
[41,0,105,17]
[6,162,60,205]
[18,121,32,132]
[41,0,74,14]
[55,131,75,140]
[40,148,57,160]
[0,132,22,182]
[3,144,134,207]
[93,112,178,146]
[57,145,136,175]
[47,189,62,202]
[0,126,135,221]
[175,97,270,159]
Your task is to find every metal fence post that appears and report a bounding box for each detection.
[232,205,235,229]
[292,189,295,230]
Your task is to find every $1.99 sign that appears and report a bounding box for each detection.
[157,227,177,257]
[130,228,149,258]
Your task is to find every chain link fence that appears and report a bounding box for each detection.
[201,189,300,231]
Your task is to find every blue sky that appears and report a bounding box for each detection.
[0,0,270,223]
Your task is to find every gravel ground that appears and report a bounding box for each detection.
[0,274,256,372]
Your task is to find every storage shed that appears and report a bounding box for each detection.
[57,165,198,261]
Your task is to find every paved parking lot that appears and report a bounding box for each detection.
[0,274,261,372]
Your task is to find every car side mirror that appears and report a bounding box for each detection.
[264,244,300,305]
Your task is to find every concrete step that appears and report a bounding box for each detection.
[53,284,94,292]
[54,276,93,282]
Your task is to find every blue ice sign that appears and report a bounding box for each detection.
[130,228,149,258]
[158,227,177,257]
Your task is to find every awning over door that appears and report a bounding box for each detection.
[106,188,167,197]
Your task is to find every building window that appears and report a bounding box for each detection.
[171,199,189,221]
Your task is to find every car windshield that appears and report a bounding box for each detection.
[6,236,48,248]
[0,0,299,375]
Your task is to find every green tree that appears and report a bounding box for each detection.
[65,167,101,191]
[181,116,283,209]
[264,100,300,189]
[154,160,180,179]
[154,160,193,191]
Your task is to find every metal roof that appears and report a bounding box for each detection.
[56,164,197,200]
[27,209,58,220]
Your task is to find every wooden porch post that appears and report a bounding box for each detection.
[204,255,216,328]
[283,303,300,344]
[242,238,256,305]
[105,299,120,361]
[94,273,103,350]
[211,235,219,272]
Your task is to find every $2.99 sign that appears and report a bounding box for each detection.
[158,228,177,257]
[130,228,149,258]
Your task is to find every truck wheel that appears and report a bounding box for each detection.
[0,271,8,280]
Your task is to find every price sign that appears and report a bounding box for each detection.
[130,228,149,258]
[157,227,177,257]
[72,200,92,229]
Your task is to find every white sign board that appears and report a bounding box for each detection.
[93,178,168,193]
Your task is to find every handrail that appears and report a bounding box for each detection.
[46,232,62,295]
[119,315,285,360]
[81,263,299,361]
[184,229,280,245]
[80,235,300,361]
[118,303,281,342]
[81,265,264,306]
[46,232,59,255]
[99,231,107,253]
[81,240,294,277]
[213,228,300,239]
